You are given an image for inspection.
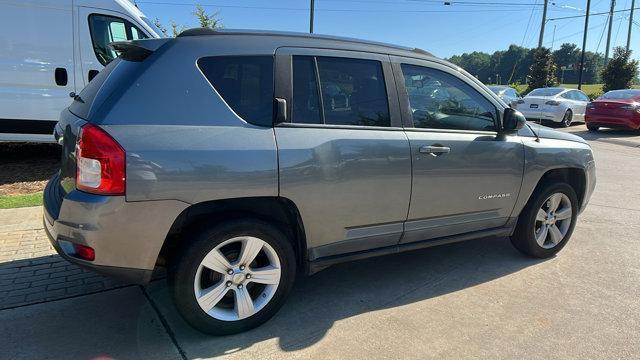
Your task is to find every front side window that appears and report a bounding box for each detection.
[291,56,390,127]
[198,56,274,126]
[575,91,590,101]
[88,14,148,65]
[401,64,497,131]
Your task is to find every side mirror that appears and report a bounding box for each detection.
[502,107,526,133]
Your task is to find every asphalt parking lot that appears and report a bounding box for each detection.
[1,124,639,359]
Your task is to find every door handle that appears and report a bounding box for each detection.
[419,145,450,156]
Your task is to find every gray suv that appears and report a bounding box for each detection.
[44,29,596,335]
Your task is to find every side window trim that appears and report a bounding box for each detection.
[274,47,402,129]
[390,56,501,132]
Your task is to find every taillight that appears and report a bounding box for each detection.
[545,100,560,106]
[620,104,640,112]
[76,124,125,195]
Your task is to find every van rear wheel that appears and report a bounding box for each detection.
[511,182,578,258]
[168,219,296,335]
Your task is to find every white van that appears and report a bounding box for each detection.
[0,0,161,142]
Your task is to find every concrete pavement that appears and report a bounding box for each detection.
[1,124,639,359]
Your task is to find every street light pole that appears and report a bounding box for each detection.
[627,0,636,51]
[309,0,315,34]
[538,0,549,48]
[578,0,592,90]
[604,0,616,63]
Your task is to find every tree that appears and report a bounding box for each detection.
[154,4,223,38]
[170,21,186,37]
[601,47,639,92]
[153,18,168,37]
[553,43,581,83]
[527,47,557,91]
[448,51,491,82]
[193,4,222,29]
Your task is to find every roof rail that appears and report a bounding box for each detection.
[177,27,218,37]
[176,28,434,57]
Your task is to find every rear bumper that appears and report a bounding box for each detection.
[518,108,564,122]
[43,174,188,284]
[585,114,640,129]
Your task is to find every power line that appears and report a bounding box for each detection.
[547,6,640,21]
[136,1,540,13]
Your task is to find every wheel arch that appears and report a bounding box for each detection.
[529,167,586,210]
[157,197,309,273]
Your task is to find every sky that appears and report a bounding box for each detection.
[135,0,640,60]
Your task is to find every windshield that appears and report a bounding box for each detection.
[527,88,564,97]
[487,86,503,94]
[601,89,640,100]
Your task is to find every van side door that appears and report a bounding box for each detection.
[391,56,524,243]
[76,7,150,85]
[274,48,412,261]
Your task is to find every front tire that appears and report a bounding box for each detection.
[511,182,578,258]
[587,124,599,132]
[168,219,296,335]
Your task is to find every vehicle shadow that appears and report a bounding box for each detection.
[147,236,548,358]
[568,128,640,148]
[0,143,60,187]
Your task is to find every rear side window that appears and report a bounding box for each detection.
[88,14,148,66]
[291,56,390,127]
[198,56,274,127]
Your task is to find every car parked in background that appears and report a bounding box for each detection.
[44,29,596,335]
[585,89,640,131]
[0,0,161,143]
[516,87,590,127]
[487,85,522,107]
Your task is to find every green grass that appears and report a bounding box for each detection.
[510,84,640,98]
[0,192,43,209]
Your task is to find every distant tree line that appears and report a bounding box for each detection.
[448,43,608,85]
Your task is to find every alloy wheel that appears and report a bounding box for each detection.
[534,193,573,249]
[562,111,572,127]
[193,236,281,321]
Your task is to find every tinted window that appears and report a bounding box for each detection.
[88,14,148,66]
[290,56,390,127]
[575,91,590,101]
[527,88,564,97]
[401,64,496,131]
[560,92,573,100]
[601,89,640,99]
[292,56,322,124]
[198,56,274,126]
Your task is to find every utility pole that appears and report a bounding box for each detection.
[604,0,616,63]
[538,0,549,48]
[309,0,315,34]
[578,0,592,90]
[627,0,636,51]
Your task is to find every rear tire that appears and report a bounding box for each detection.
[511,182,578,258]
[587,124,599,132]
[168,219,296,335]
[561,110,573,127]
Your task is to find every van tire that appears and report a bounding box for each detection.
[168,219,296,335]
[511,182,578,258]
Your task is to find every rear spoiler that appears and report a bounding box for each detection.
[110,39,170,62]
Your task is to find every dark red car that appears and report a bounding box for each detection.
[585,89,640,131]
